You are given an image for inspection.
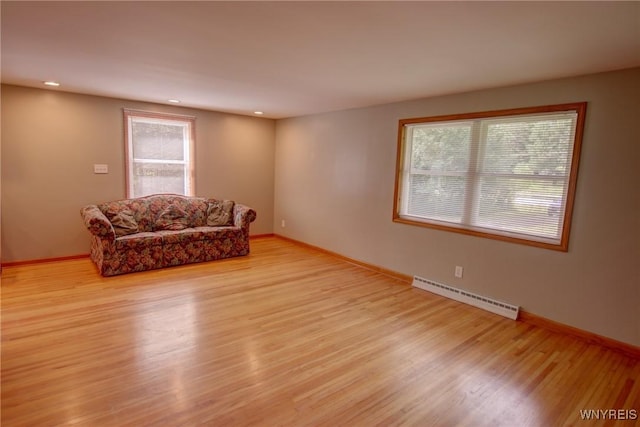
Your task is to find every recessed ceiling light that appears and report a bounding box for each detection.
[254,111,264,115]
[168,99,180,104]
[43,81,60,87]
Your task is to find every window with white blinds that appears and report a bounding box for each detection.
[124,110,195,198]
[394,103,586,251]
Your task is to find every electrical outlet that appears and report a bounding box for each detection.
[281,219,286,228]
[93,164,108,174]
[455,266,463,278]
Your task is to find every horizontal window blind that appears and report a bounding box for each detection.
[124,110,195,198]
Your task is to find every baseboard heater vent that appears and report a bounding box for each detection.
[412,276,519,320]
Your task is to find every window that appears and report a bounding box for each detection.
[393,103,586,251]
[124,109,195,198]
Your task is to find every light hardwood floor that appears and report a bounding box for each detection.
[2,237,638,426]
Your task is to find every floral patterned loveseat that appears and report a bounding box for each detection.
[80,194,256,276]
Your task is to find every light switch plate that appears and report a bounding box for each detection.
[94,164,108,174]
[455,266,463,278]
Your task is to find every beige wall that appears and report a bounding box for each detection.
[1,84,275,262]
[274,68,640,346]
[2,69,638,347]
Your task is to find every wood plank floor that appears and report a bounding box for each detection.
[2,237,638,426]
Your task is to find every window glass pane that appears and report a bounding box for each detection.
[482,116,575,176]
[410,124,471,172]
[131,121,185,161]
[476,177,565,239]
[407,174,466,223]
[133,162,186,197]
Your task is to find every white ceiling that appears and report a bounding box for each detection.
[2,1,639,119]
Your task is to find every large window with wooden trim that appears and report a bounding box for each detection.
[124,109,195,198]
[393,103,587,251]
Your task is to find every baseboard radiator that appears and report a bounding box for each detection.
[412,276,519,320]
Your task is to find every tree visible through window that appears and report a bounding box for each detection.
[394,103,586,251]
[124,110,195,198]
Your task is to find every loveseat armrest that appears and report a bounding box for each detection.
[80,205,116,241]
[233,203,257,230]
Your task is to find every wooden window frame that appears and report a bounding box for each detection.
[393,102,587,251]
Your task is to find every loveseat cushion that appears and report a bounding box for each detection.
[98,194,209,232]
[206,200,235,226]
[157,228,206,244]
[155,205,189,230]
[115,232,163,251]
[99,198,154,232]
[197,226,242,242]
[148,195,208,228]
[111,209,139,237]
[157,226,240,244]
